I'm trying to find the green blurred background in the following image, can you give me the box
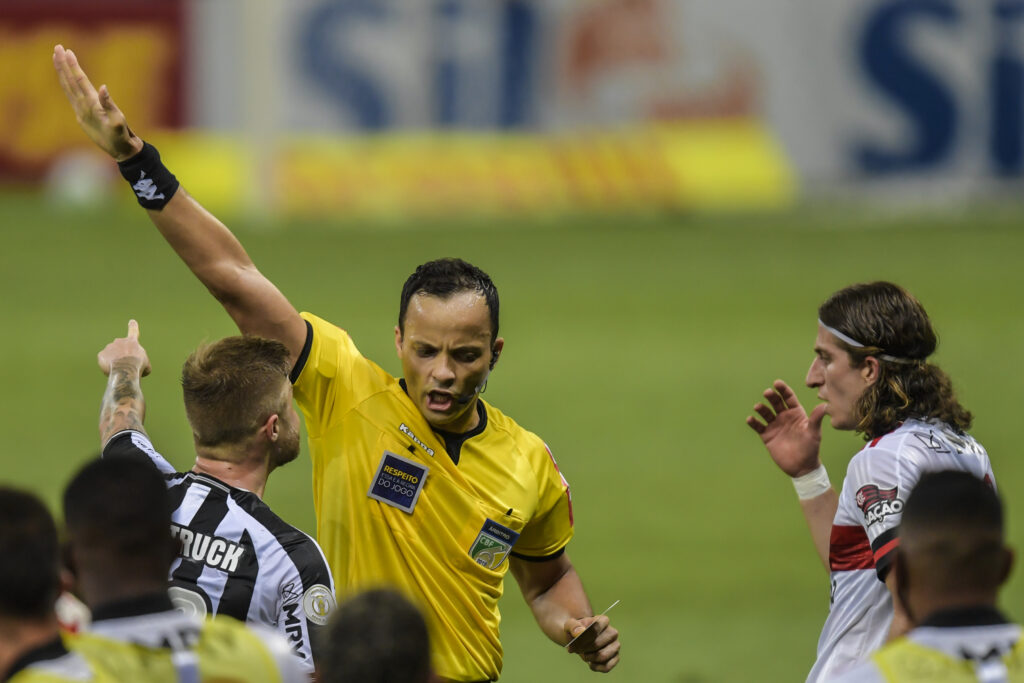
[2,192,1021,681]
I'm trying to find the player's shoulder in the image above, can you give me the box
[10,644,108,683]
[200,618,307,682]
[226,492,333,579]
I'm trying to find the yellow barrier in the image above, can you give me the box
[147,120,795,219]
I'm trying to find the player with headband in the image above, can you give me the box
[745,281,996,682]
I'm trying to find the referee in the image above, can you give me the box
[96,320,335,676]
[56,45,620,682]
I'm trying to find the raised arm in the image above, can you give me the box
[53,45,307,365]
[746,380,837,570]
[97,320,151,445]
[509,553,620,673]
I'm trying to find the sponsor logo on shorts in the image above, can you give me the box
[855,484,903,527]
[469,519,520,570]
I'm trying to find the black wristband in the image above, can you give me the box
[117,142,180,210]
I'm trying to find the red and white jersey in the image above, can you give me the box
[807,418,994,683]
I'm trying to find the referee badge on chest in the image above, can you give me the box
[470,519,520,570]
[368,451,429,514]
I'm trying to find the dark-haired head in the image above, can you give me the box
[319,588,431,683]
[399,258,499,343]
[896,470,1011,622]
[817,282,971,439]
[63,457,175,606]
[0,487,60,621]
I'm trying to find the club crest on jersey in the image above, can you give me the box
[368,451,429,514]
[855,484,903,526]
[469,519,520,570]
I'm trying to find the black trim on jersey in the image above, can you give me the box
[510,546,566,562]
[103,430,157,466]
[92,592,175,622]
[920,606,1010,628]
[289,320,314,384]
[2,636,67,682]
[171,482,232,586]
[397,379,488,465]
[217,528,259,621]
[222,485,333,662]
[871,526,899,582]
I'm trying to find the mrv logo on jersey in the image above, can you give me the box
[170,524,246,572]
[855,484,903,527]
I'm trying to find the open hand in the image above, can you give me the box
[746,379,826,477]
[53,44,143,162]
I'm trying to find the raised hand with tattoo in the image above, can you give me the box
[97,319,150,443]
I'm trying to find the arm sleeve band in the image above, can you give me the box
[117,142,180,210]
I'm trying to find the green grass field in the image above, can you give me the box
[1,192,1022,682]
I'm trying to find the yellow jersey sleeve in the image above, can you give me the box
[512,440,574,559]
[292,312,369,436]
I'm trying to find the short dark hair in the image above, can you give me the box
[319,589,431,683]
[181,336,292,448]
[819,281,972,439]
[0,487,60,619]
[398,258,499,341]
[899,470,1005,594]
[63,457,173,580]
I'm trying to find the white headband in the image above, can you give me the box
[817,319,917,364]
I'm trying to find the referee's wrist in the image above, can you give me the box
[792,464,830,500]
[117,140,180,210]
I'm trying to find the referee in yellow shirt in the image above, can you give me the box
[55,45,621,682]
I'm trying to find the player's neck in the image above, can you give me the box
[912,591,1001,626]
[192,447,269,498]
[0,615,61,678]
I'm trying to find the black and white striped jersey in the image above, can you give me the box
[102,429,336,675]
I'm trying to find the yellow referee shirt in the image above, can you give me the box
[871,637,1024,682]
[293,312,574,682]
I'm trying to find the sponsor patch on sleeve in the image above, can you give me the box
[301,584,336,626]
[855,484,903,527]
[469,519,520,570]
[368,451,429,514]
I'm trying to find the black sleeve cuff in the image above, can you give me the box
[510,546,566,563]
[290,320,314,384]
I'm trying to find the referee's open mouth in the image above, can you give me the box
[427,390,455,412]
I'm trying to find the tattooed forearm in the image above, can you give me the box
[99,357,148,444]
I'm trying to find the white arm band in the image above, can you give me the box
[792,464,831,500]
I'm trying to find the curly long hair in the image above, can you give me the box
[818,282,972,440]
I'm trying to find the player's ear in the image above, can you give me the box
[263,413,279,442]
[861,356,881,385]
[489,338,504,370]
[998,547,1014,587]
[395,325,404,357]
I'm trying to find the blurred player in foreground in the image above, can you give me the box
[835,470,1020,682]
[320,589,437,683]
[96,319,335,675]
[63,457,306,682]
[746,282,995,682]
[0,487,111,682]
[55,44,619,682]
